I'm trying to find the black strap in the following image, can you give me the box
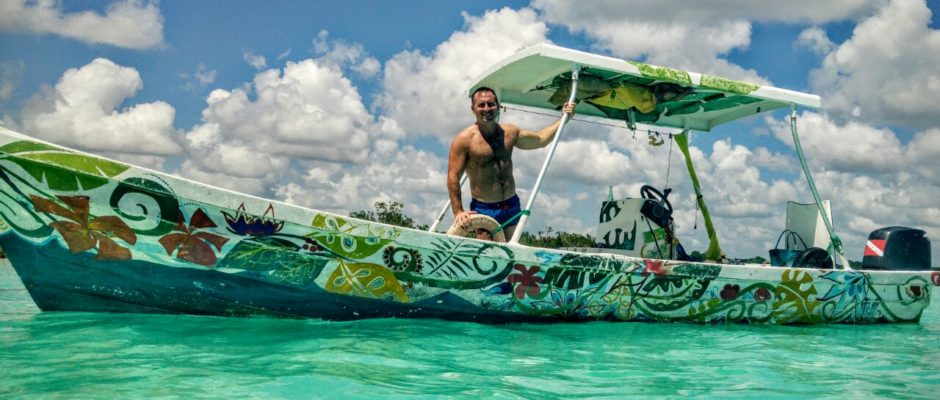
[773,229,808,250]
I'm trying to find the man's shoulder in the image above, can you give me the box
[457,123,478,135]
[499,123,521,141]
[457,124,478,137]
[500,123,521,134]
[451,125,477,147]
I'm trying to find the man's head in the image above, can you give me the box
[471,86,500,123]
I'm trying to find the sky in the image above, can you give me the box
[1,0,938,265]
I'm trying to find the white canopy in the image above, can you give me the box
[469,44,821,132]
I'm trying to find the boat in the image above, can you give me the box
[0,44,934,324]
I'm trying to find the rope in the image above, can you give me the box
[493,209,531,234]
[645,216,665,259]
[502,105,678,137]
[665,133,674,188]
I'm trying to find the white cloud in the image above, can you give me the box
[311,30,381,78]
[0,0,164,49]
[194,64,216,86]
[268,9,560,228]
[191,60,375,163]
[550,139,632,184]
[809,169,940,262]
[701,139,799,220]
[532,0,874,83]
[533,0,872,25]
[243,51,267,70]
[677,111,940,264]
[179,158,279,196]
[527,190,586,233]
[102,152,166,170]
[181,44,386,198]
[905,128,940,185]
[275,145,447,218]
[21,58,181,156]
[766,111,905,174]
[180,63,217,91]
[355,58,382,78]
[810,0,940,129]
[377,7,551,143]
[0,60,25,101]
[751,147,795,172]
[796,26,835,55]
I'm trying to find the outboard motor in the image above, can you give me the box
[861,226,931,271]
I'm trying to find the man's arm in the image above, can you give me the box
[516,102,576,150]
[447,134,469,218]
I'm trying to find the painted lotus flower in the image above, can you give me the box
[507,264,543,299]
[30,194,137,260]
[818,271,870,303]
[159,208,229,267]
[222,203,283,236]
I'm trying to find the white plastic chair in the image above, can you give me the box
[785,200,832,250]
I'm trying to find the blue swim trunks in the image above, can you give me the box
[470,195,522,227]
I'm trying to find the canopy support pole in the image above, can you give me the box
[789,105,852,270]
[428,174,468,232]
[509,66,580,244]
[675,131,723,261]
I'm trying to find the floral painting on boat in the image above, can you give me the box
[0,130,934,324]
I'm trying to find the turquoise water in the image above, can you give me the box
[2,261,938,399]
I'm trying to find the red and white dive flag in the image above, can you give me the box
[864,239,886,257]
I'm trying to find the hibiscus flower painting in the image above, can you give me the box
[159,208,229,267]
[30,194,137,260]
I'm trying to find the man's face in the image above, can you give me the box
[472,91,499,123]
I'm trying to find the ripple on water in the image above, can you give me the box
[1,261,939,398]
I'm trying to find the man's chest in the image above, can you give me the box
[468,133,514,165]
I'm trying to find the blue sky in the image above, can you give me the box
[1,0,938,264]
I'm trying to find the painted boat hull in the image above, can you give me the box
[0,127,935,324]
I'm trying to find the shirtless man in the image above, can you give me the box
[447,86,575,240]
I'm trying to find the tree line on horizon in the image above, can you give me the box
[348,201,873,266]
[350,201,727,256]
[349,201,597,249]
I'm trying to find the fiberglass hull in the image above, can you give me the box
[0,127,934,324]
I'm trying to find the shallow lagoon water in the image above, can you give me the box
[2,260,938,398]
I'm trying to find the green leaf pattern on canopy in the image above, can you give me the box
[700,75,759,94]
[627,61,693,85]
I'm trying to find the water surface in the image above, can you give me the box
[2,260,937,398]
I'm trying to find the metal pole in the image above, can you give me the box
[509,66,580,244]
[789,105,851,270]
[429,174,468,232]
